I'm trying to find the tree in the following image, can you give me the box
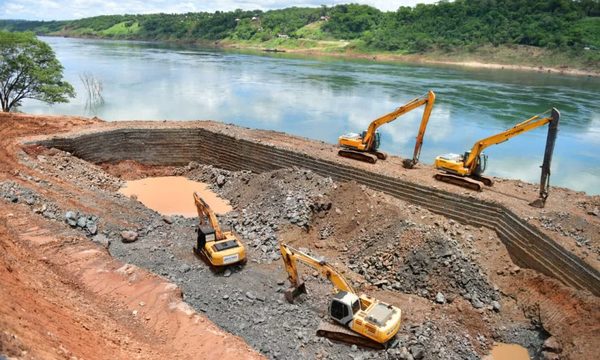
[0,31,74,112]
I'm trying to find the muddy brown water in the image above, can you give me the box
[118,176,231,217]
[484,343,530,360]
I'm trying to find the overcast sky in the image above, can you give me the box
[0,0,438,21]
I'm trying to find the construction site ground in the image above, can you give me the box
[0,113,598,360]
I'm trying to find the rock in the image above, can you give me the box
[65,211,77,227]
[76,216,87,228]
[277,279,285,286]
[492,300,501,312]
[542,351,560,360]
[92,234,111,249]
[245,291,256,300]
[410,344,425,360]
[399,346,413,360]
[179,264,191,273]
[86,220,98,235]
[222,294,229,300]
[162,216,173,224]
[587,208,599,217]
[543,336,562,353]
[351,344,358,351]
[471,297,484,309]
[435,292,445,304]
[216,175,226,187]
[120,230,139,243]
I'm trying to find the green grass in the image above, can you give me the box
[100,21,140,37]
[294,21,331,40]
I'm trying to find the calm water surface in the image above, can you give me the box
[23,37,600,194]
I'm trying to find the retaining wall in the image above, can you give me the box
[35,127,600,296]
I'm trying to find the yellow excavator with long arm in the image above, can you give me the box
[280,243,401,349]
[338,90,436,167]
[434,108,559,208]
[193,192,246,266]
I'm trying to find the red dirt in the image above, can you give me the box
[0,113,262,360]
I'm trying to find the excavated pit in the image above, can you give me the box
[33,126,600,297]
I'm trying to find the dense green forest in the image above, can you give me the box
[1,0,598,68]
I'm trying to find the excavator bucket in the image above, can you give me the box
[529,197,546,208]
[402,158,416,169]
[284,282,307,303]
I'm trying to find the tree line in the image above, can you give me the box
[0,0,598,54]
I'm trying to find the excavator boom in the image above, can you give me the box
[194,192,224,240]
[434,108,560,207]
[338,90,436,165]
[463,109,559,173]
[280,243,354,302]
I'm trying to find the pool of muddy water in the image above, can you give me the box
[485,343,530,360]
[119,176,231,217]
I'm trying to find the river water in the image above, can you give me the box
[23,37,600,194]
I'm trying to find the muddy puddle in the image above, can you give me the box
[484,343,530,360]
[119,176,232,217]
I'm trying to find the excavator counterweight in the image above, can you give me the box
[433,108,560,207]
[338,90,436,166]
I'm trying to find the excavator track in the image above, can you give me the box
[374,151,388,160]
[434,173,482,191]
[470,175,494,187]
[316,321,386,350]
[338,149,378,164]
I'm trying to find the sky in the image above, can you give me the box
[0,0,438,21]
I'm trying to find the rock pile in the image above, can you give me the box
[64,210,99,235]
[353,233,500,309]
[0,181,61,221]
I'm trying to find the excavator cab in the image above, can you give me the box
[195,225,216,254]
[330,291,361,326]
[463,151,487,176]
[361,130,381,151]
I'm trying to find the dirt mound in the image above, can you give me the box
[356,234,500,307]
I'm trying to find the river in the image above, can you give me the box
[22,37,600,194]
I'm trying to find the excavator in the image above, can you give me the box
[338,90,436,167]
[433,108,560,208]
[193,192,246,266]
[279,243,402,349]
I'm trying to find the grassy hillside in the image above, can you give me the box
[1,1,598,72]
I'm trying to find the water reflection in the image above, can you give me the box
[22,37,600,194]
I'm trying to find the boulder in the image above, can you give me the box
[120,230,139,243]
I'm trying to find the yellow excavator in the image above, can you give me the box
[434,108,560,208]
[193,192,246,266]
[338,90,436,167]
[280,243,401,349]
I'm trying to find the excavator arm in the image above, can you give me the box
[193,192,224,240]
[363,90,436,153]
[464,108,560,173]
[280,243,355,302]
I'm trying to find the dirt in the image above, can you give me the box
[0,114,262,360]
[1,112,599,360]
